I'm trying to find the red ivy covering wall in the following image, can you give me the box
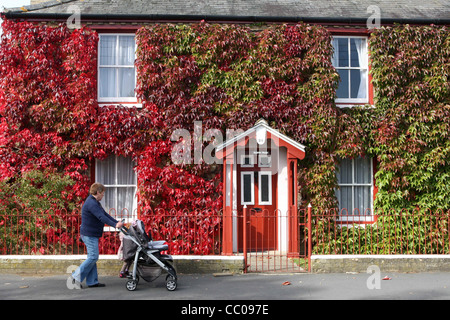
[6,20,447,255]
[0,20,346,254]
[135,22,343,213]
[0,19,98,202]
[0,19,346,211]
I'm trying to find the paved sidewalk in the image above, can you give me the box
[2,272,450,300]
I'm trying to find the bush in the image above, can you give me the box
[0,169,83,254]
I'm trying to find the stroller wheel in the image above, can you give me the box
[126,280,138,291]
[165,275,177,291]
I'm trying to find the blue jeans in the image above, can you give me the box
[72,235,99,286]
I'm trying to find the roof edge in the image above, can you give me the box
[2,12,449,25]
[216,120,306,156]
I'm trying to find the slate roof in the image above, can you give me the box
[2,0,450,23]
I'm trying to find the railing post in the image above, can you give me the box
[243,205,248,273]
[222,207,234,255]
[307,203,312,272]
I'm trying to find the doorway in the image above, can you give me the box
[237,150,277,251]
[216,118,306,257]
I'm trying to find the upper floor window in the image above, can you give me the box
[332,36,368,105]
[98,34,136,102]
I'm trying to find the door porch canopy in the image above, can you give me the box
[215,119,306,254]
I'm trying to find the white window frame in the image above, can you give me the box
[332,36,369,106]
[240,172,255,205]
[98,33,137,104]
[336,157,373,222]
[258,171,272,205]
[95,155,138,224]
[240,154,255,168]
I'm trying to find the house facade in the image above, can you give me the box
[1,0,449,255]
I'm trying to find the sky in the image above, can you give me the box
[0,0,31,11]
[0,0,30,8]
[1,0,31,37]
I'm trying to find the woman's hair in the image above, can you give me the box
[90,182,106,195]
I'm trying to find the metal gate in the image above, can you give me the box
[241,206,311,273]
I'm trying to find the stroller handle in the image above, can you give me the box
[119,219,130,235]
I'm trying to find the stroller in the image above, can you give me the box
[119,220,177,291]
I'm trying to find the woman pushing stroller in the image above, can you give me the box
[70,183,124,289]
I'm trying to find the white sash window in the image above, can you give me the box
[336,157,373,218]
[96,155,137,220]
[98,34,136,102]
[332,36,368,105]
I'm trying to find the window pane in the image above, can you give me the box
[355,186,371,215]
[99,68,117,98]
[118,68,136,97]
[331,38,338,67]
[336,69,349,99]
[336,38,349,67]
[338,158,352,184]
[118,36,135,66]
[117,156,136,184]
[351,38,367,68]
[243,174,252,203]
[100,36,116,65]
[338,186,352,214]
[358,69,368,99]
[97,156,116,185]
[102,188,116,213]
[355,157,371,184]
[117,186,136,216]
[350,38,361,68]
[350,69,362,99]
[260,174,270,203]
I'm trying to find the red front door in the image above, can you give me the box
[237,152,277,251]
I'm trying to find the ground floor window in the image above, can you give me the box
[336,157,373,217]
[95,155,137,220]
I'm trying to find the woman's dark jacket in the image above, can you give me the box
[80,195,118,238]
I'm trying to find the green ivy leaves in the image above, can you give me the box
[369,25,450,212]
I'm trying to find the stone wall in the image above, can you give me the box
[0,255,245,275]
[312,255,450,273]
